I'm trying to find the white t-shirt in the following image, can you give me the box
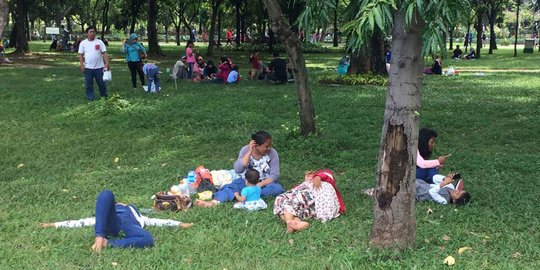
[78,39,107,69]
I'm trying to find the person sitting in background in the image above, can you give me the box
[41,190,193,253]
[227,65,240,84]
[452,45,463,59]
[203,60,218,79]
[416,173,471,206]
[214,56,233,83]
[337,56,350,79]
[172,56,189,80]
[249,51,262,80]
[267,51,288,84]
[464,48,476,59]
[192,55,206,82]
[423,55,442,75]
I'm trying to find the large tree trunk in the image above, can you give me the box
[234,1,241,45]
[101,0,110,39]
[370,28,386,74]
[0,0,9,41]
[488,16,496,54]
[370,9,424,249]
[263,0,316,136]
[147,0,163,56]
[15,0,28,53]
[448,27,454,50]
[475,9,483,59]
[206,0,221,56]
[514,0,520,57]
[332,0,339,47]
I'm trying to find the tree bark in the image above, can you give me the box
[514,0,520,57]
[370,8,424,249]
[475,9,483,59]
[101,0,110,39]
[234,0,241,45]
[349,47,370,74]
[263,0,316,136]
[448,27,453,50]
[206,0,221,56]
[15,0,28,53]
[332,0,339,47]
[147,0,163,56]
[0,0,9,41]
[370,28,386,74]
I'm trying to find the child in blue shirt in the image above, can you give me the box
[142,63,160,93]
[233,169,267,211]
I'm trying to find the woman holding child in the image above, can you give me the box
[196,130,284,207]
[274,170,345,233]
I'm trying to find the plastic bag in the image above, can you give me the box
[447,66,455,76]
[103,70,112,81]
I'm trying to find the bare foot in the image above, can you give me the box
[91,236,108,254]
[40,223,55,228]
[179,223,194,229]
[285,220,295,233]
[291,220,310,232]
[195,199,216,208]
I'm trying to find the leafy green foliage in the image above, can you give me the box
[318,73,388,86]
[219,42,332,53]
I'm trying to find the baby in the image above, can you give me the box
[233,169,267,211]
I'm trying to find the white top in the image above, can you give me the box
[53,206,182,228]
[78,39,107,69]
[428,174,455,204]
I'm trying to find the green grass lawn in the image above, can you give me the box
[1,41,539,269]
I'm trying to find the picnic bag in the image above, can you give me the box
[153,192,191,211]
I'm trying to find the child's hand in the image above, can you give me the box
[179,223,194,229]
[311,176,322,190]
[40,223,55,228]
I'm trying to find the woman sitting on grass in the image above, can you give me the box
[417,128,450,184]
[41,190,194,253]
[274,170,345,233]
[196,130,284,207]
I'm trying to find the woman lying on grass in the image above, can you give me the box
[196,131,284,207]
[41,190,194,253]
[416,173,471,205]
[273,170,346,233]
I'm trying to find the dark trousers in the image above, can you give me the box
[84,68,107,101]
[127,61,145,88]
[94,190,154,248]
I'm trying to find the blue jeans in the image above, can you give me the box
[84,68,107,100]
[187,62,194,79]
[416,166,438,184]
[146,66,160,93]
[213,178,285,203]
[94,190,154,248]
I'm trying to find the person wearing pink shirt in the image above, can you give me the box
[186,40,196,79]
[416,128,450,184]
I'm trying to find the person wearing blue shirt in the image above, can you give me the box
[233,169,267,211]
[121,33,147,89]
[227,65,239,84]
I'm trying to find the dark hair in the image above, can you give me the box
[272,51,280,57]
[251,130,272,145]
[232,65,239,71]
[245,169,260,185]
[207,60,214,66]
[453,192,471,206]
[85,26,97,33]
[220,56,228,63]
[418,128,437,159]
[187,40,194,47]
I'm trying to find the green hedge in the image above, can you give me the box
[219,42,332,53]
[318,73,388,86]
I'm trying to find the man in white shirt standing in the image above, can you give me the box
[78,26,110,101]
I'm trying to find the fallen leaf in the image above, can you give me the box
[161,163,167,167]
[458,246,472,254]
[512,252,521,259]
[17,163,24,168]
[414,110,420,116]
[438,246,446,251]
[288,239,294,245]
[443,255,456,266]
[442,235,451,241]
[72,196,77,199]
[111,262,118,266]
[114,157,120,163]
[424,239,430,243]
[426,208,433,214]
[62,189,69,192]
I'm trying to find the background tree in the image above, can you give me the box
[514,0,521,57]
[0,0,9,41]
[263,0,316,136]
[15,0,29,53]
[485,0,507,54]
[206,0,222,56]
[147,0,163,55]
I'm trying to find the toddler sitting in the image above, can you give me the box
[233,169,267,211]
